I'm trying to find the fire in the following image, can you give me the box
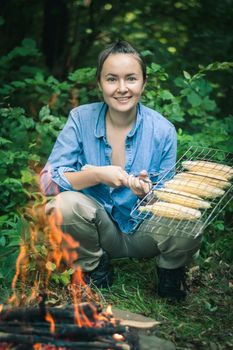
[71,267,93,327]
[45,311,55,333]
[2,194,122,350]
[8,243,28,306]
[27,280,39,303]
[113,333,125,341]
[106,304,113,315]
[0,166,134,349]
[33,345,65,350]
[33,344,41,350]
[6,200,102,320]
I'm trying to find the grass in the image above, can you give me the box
[1,228,233,350]
[99,253,233,350]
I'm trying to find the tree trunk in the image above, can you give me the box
[42,0,69,78]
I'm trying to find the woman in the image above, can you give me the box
[40,40,201,301]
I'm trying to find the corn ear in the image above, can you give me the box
[139,202,201,221]
[174,172,231,189]
[182,160,233,180]
[154,188,211,209]
[164,179,225,198]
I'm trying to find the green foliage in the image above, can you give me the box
[0,42,98,218]
[0,214,21,286]
[0,107,39,214]
[143,63,185,123]
[0,39,232,290]
[0,4,232,345]
[143,61,233,155]
[0,39,97,114]
[0,205,76,292]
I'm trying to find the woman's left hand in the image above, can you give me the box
[128,170,152,199]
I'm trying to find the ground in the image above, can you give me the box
[99,256,233,349]
[0,245,232,349]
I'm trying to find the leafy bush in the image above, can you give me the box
[0,40,232,287]
[143,61,233,153]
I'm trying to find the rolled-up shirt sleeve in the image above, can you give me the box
[40,110,82,196]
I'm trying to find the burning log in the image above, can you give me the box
[0,322,126,337]
[0,332,131,349]
[0,303,101,323]
[0,303,138,350]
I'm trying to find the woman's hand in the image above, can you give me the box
[128,170,152,198]
[94,165,129,188]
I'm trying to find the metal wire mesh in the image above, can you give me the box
[131,146,233,238]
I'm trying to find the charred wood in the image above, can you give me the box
[0,322,126,338]
[0,331,129,349]
[0,303,101,322]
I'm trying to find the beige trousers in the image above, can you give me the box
[45,191,202,272]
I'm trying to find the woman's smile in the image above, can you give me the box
[99,53,145,116]
[114,96,132,103]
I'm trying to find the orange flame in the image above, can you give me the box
[45,311,56,333]
[27,280,39,304]
[113,333,125,341]
[72,267,92,327]
[7,190,101,328]
[8,243,29,306]
[106,304,113,315]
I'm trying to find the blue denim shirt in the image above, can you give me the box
[40,102,177,234]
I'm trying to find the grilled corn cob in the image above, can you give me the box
[154,188,211,209]
[164,179,225,198]
[174,172,231,189]
[182,160,233,180]
[139,202,201,221]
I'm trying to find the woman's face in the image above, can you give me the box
[99,53,145,115]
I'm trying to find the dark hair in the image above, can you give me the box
[96,40,147,83]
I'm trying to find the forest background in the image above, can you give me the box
[0,0,233,348]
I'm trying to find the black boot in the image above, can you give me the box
[83,251,114,288]
[157,266,187,301]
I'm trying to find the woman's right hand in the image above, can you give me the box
[94,165,129,188]
[65,165,129,191]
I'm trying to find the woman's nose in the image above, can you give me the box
[117,80,128,93]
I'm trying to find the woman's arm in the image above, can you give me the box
[40,110,83,195]
[64,165,129,190]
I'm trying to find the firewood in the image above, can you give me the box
[0,331,128,349]
[0,322,126,338]
[0,303,101,322]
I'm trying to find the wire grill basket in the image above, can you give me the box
[131,146,233,238]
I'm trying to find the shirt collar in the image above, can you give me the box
[94,102,143,139]
[94,102,108,138]
[128,102,143,137]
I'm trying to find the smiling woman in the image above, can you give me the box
[99,53,146,170]
[99,53,145,119]
[40,40,202,302]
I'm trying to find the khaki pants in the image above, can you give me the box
[45,191,202,272]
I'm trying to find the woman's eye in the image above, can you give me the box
[128,76,137,81]
[107,77,116,82]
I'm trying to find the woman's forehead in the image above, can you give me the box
[101,53,142,75]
